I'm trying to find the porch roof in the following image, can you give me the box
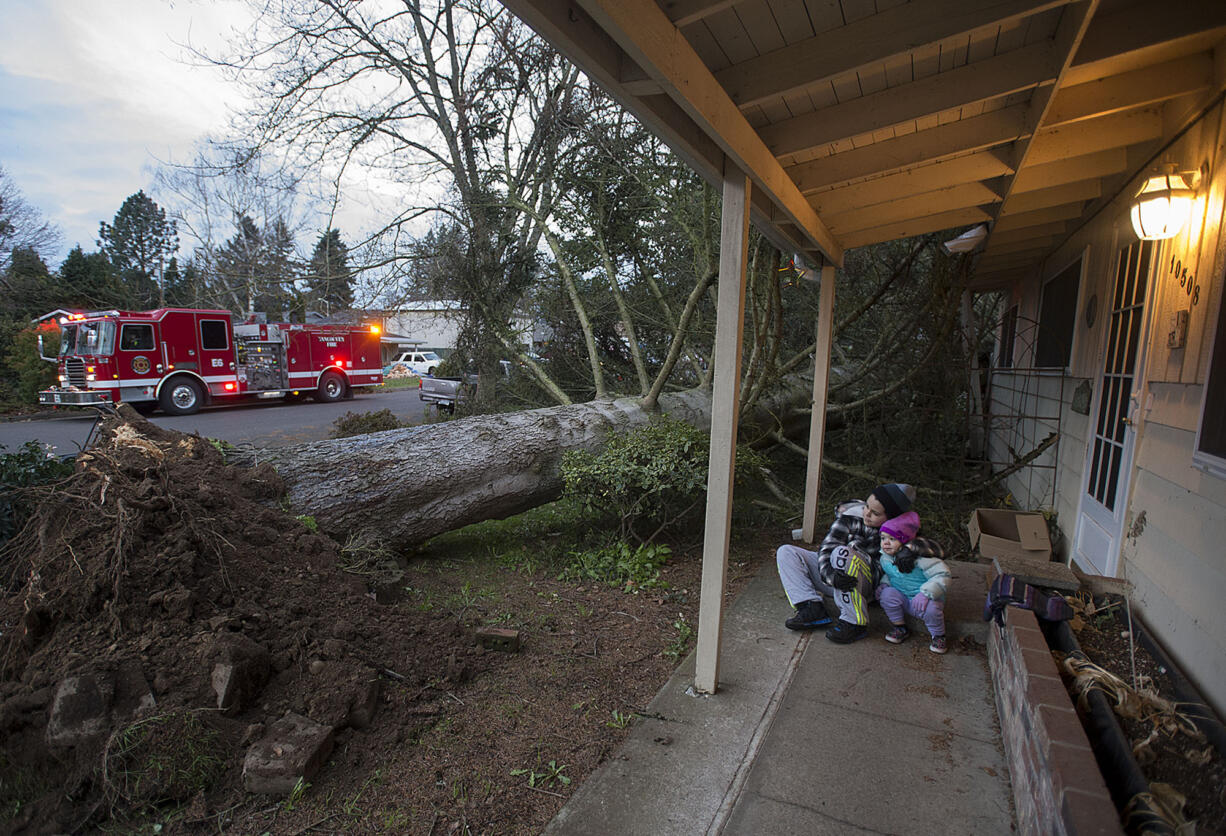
[500,0,1226,286]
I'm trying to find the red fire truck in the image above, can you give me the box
[39,308,384,416]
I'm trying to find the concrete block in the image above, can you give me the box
[242,713,335,795]
[346,677,381,730]
[45,674,112,747]
[210,633,271,714]
[476,627,520,652]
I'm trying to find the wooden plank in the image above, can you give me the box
[1072,0,1226,70]
[801,265,836,543]
[843,206,992,249]
[695,167,751,695]
[999,178,1101,215]
[788,105,1029,192]
[663,0,739,28]
[987,220,1068,245]
[968,266,1032,289]
[714,0,1073,108]
[1011,147,1128,193]
[985,236,1058,256]
[811,150,1015,214]
[825,180,1002,234]
[1026,108,1164,165]
[569,0,845,262]
[976,252,1048,273]
[1045,52,1213,127]
[991,202,1085,233]
[761,41,1057,158]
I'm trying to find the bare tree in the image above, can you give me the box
[0,165,61,277]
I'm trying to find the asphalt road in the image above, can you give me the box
[0,386,430,457]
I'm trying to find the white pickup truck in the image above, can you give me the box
[383,350,442,377]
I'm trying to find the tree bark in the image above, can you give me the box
[255,381,811,551]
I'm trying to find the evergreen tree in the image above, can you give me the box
[59,246,120,309]
[1,247,56,318]
[98,190,179,308]
[214,214,298,317]
[305,229,352,314]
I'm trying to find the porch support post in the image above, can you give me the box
[693,164,751,695]
[801,265,837,542]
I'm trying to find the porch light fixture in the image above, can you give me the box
[1130,164,1197,241]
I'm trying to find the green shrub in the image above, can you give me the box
[561,416,762,543]
[330,408,405,438]
[559,541,672,592]
[0,441,73,546]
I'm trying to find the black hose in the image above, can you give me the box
[1043,618,1174,835]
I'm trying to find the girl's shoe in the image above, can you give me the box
[885,624,910,644]
[929,635,948,654]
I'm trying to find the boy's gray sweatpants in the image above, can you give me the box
[776,543,865,625]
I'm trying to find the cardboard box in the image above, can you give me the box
[968,508,1052,563]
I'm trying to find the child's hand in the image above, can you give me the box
[911,593,929,614]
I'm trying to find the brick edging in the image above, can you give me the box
[987,606,1123,836]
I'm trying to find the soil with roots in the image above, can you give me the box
[1063,601,1226,832]
[0,406,767,834]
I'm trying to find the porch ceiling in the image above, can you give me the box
[499,0,1226,285]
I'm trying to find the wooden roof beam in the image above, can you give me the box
[812,150,1016,215]
[715,0,1075,109]
[969,267,1033,289]
[986,0,1099,230]
[788,105,1030,193]
[993,202,1086,233]
[1072,0,1226,72]
[1026,108,1164,165]
[843,206,994,250]
[1000,178,1101,215]
[762,42,1059,159]
[501,0,843,263]
[1011,147,1127,192]
[572,0,844,263]
[825,181,1004,236]
[1045,52,1213,127]
[988,221,1069,246]
[985,236,1060,256]
[660,0,736,28]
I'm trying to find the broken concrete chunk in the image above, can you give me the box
[210,634,271,714]
[475,627,520,652]
[46,674,113,748]
[345,677,381,730]
[242,713,335,795]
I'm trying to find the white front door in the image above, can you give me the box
[1073,238,1155,576]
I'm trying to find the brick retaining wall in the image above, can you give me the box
[987,606,1123,835]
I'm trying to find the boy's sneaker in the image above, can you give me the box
[885,624,910,644]
[825,619,868,644]
[929,635,948,655]
[785,600,832,630]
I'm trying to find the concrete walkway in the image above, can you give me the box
[544,559,1012,835]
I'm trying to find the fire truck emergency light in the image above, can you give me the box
[224,383,236,391]
[369,324,381,334]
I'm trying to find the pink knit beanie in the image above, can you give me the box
[880,510,920,545]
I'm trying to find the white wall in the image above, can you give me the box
[991,98,1226,716]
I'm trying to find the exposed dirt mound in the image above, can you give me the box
[0,406,489,834]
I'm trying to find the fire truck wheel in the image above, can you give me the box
[159,377,205,415]
[315,371,347,403]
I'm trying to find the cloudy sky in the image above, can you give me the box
[0,0,251,265]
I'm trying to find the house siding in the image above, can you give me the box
[991,98,1226,717]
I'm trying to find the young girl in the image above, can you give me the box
[876,511,952,654]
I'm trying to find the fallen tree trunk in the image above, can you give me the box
[251,379,811,550]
